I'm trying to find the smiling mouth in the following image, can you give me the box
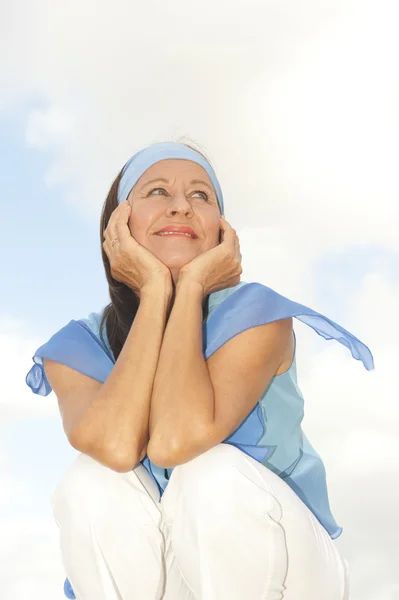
[155,232,196,239]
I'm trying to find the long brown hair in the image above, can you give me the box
[99,139,215,361]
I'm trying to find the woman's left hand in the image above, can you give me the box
[178,216,242,296]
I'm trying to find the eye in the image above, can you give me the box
[147,187,167,196]
[194,190,209,201]
[146,187,209,201]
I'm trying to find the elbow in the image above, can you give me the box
[102,448,144,472]
[147,433,202,468]
[102,443,149,473]
[147,437,180,469]
[147,423,213,468]
[68,431,146,474]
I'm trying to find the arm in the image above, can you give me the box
[148,276,213,461]
[147,274,293,468]
[68,278,172,471]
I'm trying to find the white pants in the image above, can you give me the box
[51,443,349,600]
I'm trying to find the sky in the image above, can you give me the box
[1,0,398,598]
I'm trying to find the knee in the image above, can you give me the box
[162,444,281,522]
[51,453,123,524]
[169,443,256,489]
[174,443,242,488]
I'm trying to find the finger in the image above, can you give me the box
[114,208,138,244]
[105,202,132,243]
[106,200,128,231]
[102,238,111,261]
[219,216,233,231]
[220,218,237,247]
[220,216,238,238]
[235,236,241,254]
[103,201,130,240]
[224,274,242,289]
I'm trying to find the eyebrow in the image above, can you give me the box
[140,177,213,192]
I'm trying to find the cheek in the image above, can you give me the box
[128,221,142,241]
[128,206,152,242]
[204,216,222,247]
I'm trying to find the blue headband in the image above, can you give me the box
[117,141,225,216]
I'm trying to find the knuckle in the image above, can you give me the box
[115,219,125,230]
[110,265,120,279]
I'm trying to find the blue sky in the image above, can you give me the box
[0,110,109,335]
[2,2,399,599]
[3,102,395,599]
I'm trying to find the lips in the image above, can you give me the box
[155,225,197,238]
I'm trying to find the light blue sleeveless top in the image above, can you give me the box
[26,280,373,600]
[75,281,362,538]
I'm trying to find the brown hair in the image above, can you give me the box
[98,139,215,361]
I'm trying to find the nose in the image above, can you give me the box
[166,191,194,217]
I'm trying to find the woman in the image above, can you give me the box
[26,141,373,600]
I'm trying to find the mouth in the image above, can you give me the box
[154,232,197,239]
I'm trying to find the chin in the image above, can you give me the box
[158,252,199,268]
[164,261,192,274]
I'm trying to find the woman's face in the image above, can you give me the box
[127,159,221,284]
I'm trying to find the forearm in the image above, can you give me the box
[75,280,172,471]
[148,275,215,462]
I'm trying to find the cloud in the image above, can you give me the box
[1,0,397,251]
[0,317,58,424]
[297,270,399,599]
[0,514,66,600]
[2,1,399,597]
[239,233,399,597]
[0,436,66,600]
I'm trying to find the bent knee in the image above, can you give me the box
[163,444,281,521]
[172,444,242,487]
[51,453,127,519]
[52,454,160,535]
[169,443,262,490]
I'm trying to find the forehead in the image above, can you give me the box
[137,159,212,186]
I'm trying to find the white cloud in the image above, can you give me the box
[26,106,75,152]
[2,1,399,597]
[0,515,66,600]
[1,0,397,251]
[0,438,66,600]
[297,270,399,600]
[0,318,58,424]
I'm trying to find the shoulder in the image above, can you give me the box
[78,308,114,358]
[78,310,105,337]
[208,281,294,374]
[207,280,249,315]
[208,281,287,313]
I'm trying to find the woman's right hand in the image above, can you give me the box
[102,200,172,296]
